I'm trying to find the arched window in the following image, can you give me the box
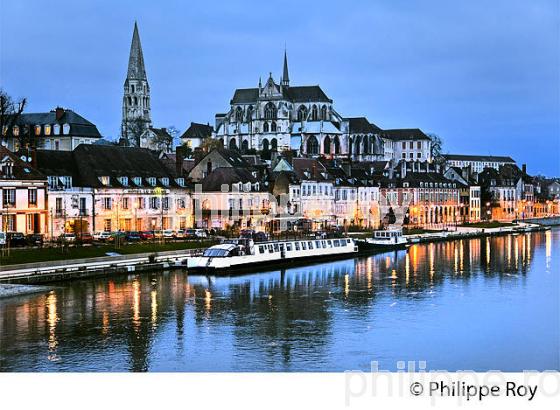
[333,136,341,154]
[354,136,361,155]
[134,97,138,106]
[229,138,237,150]
[263,122,269,133]
[363,136,369,154]
[323,136,331,154]
[271,121,277,132]
[348,138,353,155]
[127,96,132,106]
[218,138,224,147]
[235,106,244,122]
[264,102,277,119]
[321,105,328,120]
[311,105,318,121]
[247,106,253,121]
[241,139,249,152]
[297,105,308,122]
[271,138,278,151]
[262,138,269,151]
[306,136,319,155]
[131,84,135,93]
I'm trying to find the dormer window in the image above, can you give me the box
[34,125,42,136]
[160,177,169,186]
[44,125,51,135]
[133,176,142,185]
[147,177,156,186]
[176,177,185,187]
[1,160,14,177]
[12,126,19,136]
[100,176,110,186]
[54,124,60,135]
[244,182,251,192]
[63,124,70,134]
[119,176,129,186]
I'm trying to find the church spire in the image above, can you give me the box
[281,48,290,87]
[127,21,147,80]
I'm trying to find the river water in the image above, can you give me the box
[1,229,558,372]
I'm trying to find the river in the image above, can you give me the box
[1,228,558,372]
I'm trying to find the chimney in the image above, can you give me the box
[175,146,185,176]
[522,163,527,174]
[55,107,65,121]
[461,166,469,181]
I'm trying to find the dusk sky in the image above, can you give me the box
[1,0,558,175]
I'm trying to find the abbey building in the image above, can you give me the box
[214,51,431,163]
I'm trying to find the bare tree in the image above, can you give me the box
[427,133,445,164]
[121,117,147,147]
[0,89,27,149]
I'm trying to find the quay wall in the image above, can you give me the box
[524,217,560,226]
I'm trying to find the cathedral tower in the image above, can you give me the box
[281,49,290,88]
[121,22,152,146]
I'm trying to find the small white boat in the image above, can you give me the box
[358,228,409,251]
[186,237,358,273]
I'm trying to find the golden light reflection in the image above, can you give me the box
[545,229,552,270]
[507,235,512,268]
[151,290,158,326]
[453,244,459,274]
[344,274,349,297]
[46,292,59,361]
[527,233,532,264]
[205,289,212,311]
[514,236,519,269]
[486,237,491,267]
[429,243,435,279]
[405,253,410,284]
[459,240,464,273]
[411,245,418,273]
[132,279,141,328]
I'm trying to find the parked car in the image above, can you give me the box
[185,228,197,239]
[7,232,26,247]
[76,233,94,244]
[175,229,187,239]
[125,231,141,242]
[253,231,269,242]
[240,229,255,239]
[0,232,6,246]
[26,233,44,247]
[93,231,112,241]
[60,233,76,243]
[153,230,163,238]
[108,231,126,242]
[162,229,176,239]
[194,229,208,238]
[139,231,155,240]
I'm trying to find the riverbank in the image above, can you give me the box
[0,221,552,286]
[0,284,53,299]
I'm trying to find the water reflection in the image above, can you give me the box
[0,229,558,372]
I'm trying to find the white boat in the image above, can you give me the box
[186,237,358,273]
[357,228,409,251]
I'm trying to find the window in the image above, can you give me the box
[264,102,277,119]
[103,219,112,232]
[102,197,112,210]
[122,197,129,210]
[271,121,277,132]
[136,197,145,209]
[409,152,413,158]
[26,214,34,232]
[402,153,406,159]
[417,152,422,158]
[417,141,422,149]
[295,242,300,251]
[409,141,413,149]
[3,189,15,207]
[28,189,37,206]
[63,124,70,134]
[311,105,318,121]
[100,176,110,186]
[160,177,169,186]
[34,125,41,136]
[263,122,269,133]
[55,197,63,214]
[44,125,51,135]
[150,197,159,209]
[12,125,19,136]
[402,142,406,149]
[235,106,244,122]
[119,176,128,186]
[321,105,327,120]
[297,105,308,122]
[177,198,186,209]
[147,177,156,186]
[163,197,169,210]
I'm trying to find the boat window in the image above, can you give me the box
[203,248,229,257]
[259,245,265,254]
[322,240,327,248]
[308,241,314,249]
[273,244,279,252]
[315,240,321,248]
[295,242,300,251]
[334,239,340,247]
[286,243,292,251]
[268,245,274,253]
[301,242,307,250]
[327,240,332,248]
[279,244,285,252]
[347,239,351,244]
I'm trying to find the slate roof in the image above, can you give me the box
[0,146,45,180]
[15,109,102,138]
[231,85,332,104]
[381,172,459,189]
[213,148,250,168]
[444,154,515,163]
[201,167,258,191]
[181,122,213,139]
[292,158,331,181]
[36,145,180,188]
[380,128,430,141]
[346,117,382,134]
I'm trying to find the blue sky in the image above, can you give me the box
[1,0,559,175]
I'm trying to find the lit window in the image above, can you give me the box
[13,126,19,136]
[44,124,51,135]
[35,125,41,136]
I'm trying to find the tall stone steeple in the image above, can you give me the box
[281,49,290,88]
[121,21,152,146]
